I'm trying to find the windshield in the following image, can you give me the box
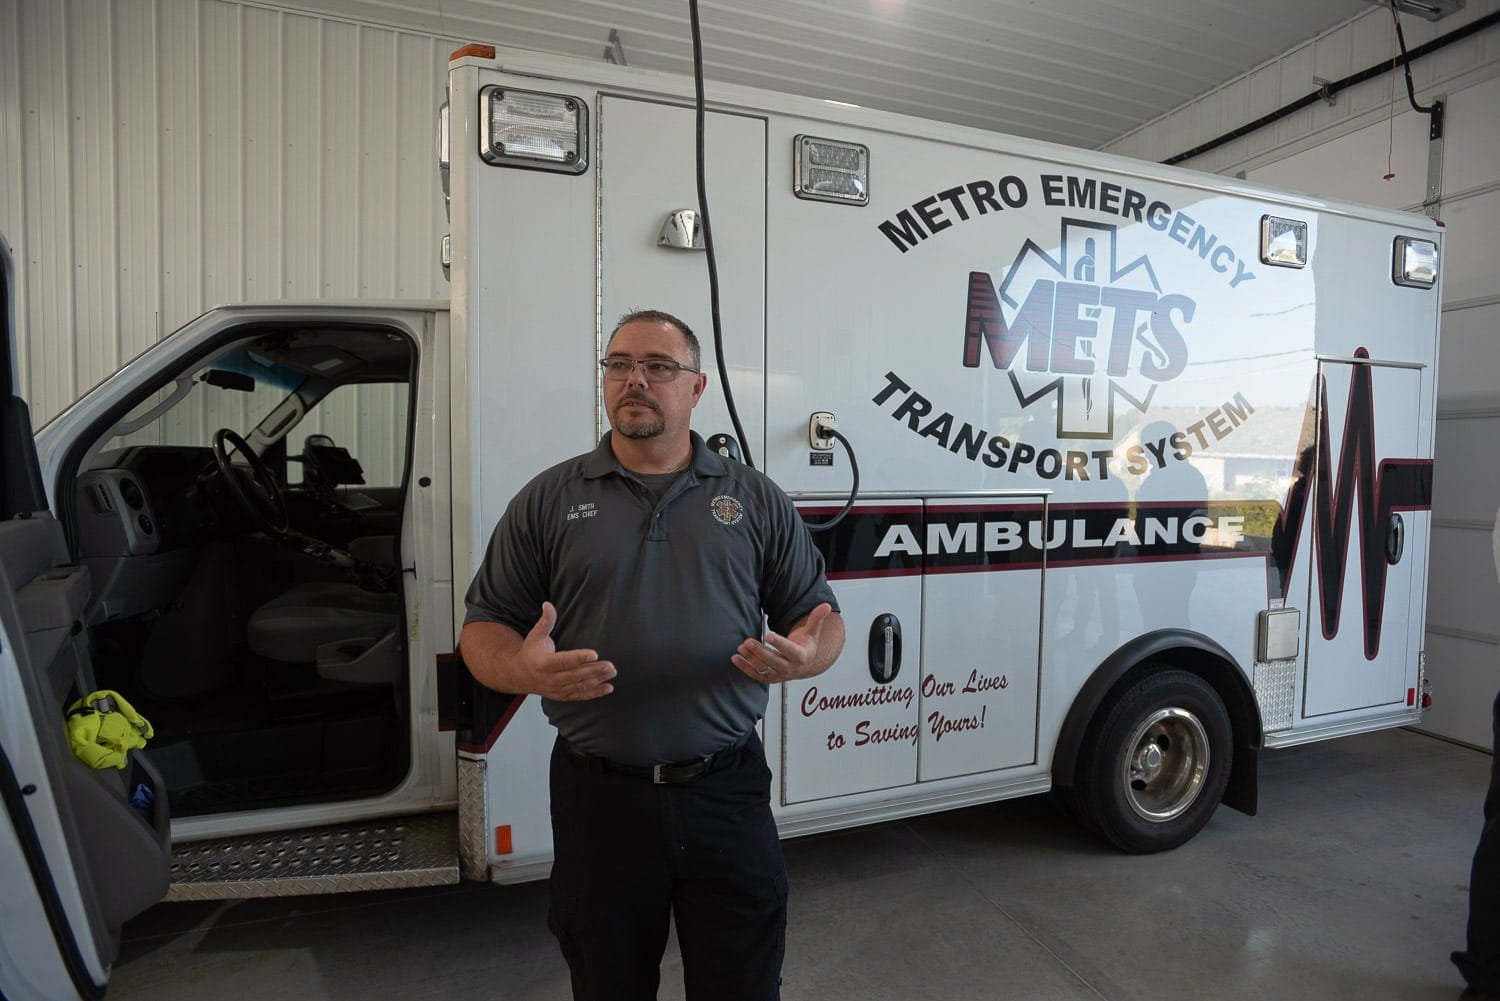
[104,348,307,451]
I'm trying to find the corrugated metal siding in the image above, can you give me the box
[0,0,453,426]
[1102,0,1500,174]
[254,0,1372,149]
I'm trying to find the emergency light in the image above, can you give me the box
[479,87,587,174]
[1392,236,1439,288]
[1259,215,1307,269]
[794,135,869,205]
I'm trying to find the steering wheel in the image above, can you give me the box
[212,428,289,534]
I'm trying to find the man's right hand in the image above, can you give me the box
[460,602,615,701]
[518,602,616,701]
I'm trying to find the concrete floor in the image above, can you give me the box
[109,727,1487,1001]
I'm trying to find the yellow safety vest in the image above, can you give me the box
[65,690,154,770]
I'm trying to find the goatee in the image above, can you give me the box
[616,418,665,439]
[613,397,665,439]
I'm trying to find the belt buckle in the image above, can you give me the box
[652,764,667,785]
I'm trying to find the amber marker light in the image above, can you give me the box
[451,43,497,61]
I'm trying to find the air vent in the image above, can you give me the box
[91,482,116,513]
[119,478,145,510]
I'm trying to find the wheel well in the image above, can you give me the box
[1051,631,1263,817]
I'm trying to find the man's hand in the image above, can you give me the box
[731,603,844,685]
[461,602,616,701]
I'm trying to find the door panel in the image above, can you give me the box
[1,513,171,999]
[782,501,922,804]
[2,238,169,1000]
[918,497,1043,781]
[1303,361,1423,717]
[598,97,766,460]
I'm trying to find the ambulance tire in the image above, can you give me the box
[1078,669,1231,854]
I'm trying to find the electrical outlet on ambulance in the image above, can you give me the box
[809,412,837,450]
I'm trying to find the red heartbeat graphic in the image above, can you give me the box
[1270,349,1432,659]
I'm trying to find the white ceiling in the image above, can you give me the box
[274,0,1378,148]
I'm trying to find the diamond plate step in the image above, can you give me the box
[166,811,459,901]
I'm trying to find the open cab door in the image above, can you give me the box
[0,235,171,1000]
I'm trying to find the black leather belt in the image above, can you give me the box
[560,731,753,785]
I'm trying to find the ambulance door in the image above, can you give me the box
[1302,359,1426,718]
[782,501,922,803]
[0,238,169,1000]
[598,97,765,460]
[918,497,1044,780]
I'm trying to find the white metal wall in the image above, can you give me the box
[0,0,454,429]
[1105,3,1500,749]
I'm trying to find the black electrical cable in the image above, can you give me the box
[688,0,754,470]
[1387,0,1437,115]
[804,429,859,533]
[1163,9,1497,165]
[684,1,859,525]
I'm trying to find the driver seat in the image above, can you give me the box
[246,560,400,684]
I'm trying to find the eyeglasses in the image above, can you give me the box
[599,355,701,383]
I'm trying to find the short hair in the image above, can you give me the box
[610,309,701,371]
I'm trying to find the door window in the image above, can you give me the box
[284,383,409,488]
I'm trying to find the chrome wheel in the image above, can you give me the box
[1121,707,1209,823]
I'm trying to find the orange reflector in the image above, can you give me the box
[452,43,497,62]
[495,824,513,855]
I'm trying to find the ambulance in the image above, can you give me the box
[0,37,1441,998]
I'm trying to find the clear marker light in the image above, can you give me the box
[1392,236,1438,288]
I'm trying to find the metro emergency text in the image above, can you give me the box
[878,172,1256,289]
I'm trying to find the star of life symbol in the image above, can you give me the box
[710,494,744,526]
[963,219,1195,440]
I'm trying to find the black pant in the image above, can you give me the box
[547,732,788,1001]
[1456,691,1500,994]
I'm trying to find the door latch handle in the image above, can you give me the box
[1386,512,1405,565]
[868,613,902,684]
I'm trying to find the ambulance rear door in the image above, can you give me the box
[1296,217,1437,726]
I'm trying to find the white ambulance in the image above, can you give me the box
[0,39,1441,998]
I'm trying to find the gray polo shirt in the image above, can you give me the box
[464,431,838,765]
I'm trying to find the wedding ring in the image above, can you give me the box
[757,666,774,676]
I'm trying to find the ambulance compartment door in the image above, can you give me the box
[918,496,1044,780]
[1302,359,1425,719]
[782,501,922,803]
[598,97,765,461]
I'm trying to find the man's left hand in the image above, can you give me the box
[732,603,843,685]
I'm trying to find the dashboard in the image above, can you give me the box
[76,446,228,623]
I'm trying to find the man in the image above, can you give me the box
[1452,507,1500,1000]
[460,309,846,1000]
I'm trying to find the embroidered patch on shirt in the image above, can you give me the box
[565,502,598,523]
[710,494,744,526]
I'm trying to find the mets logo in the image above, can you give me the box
[963,219,1197,440]
[710,494,744,526]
